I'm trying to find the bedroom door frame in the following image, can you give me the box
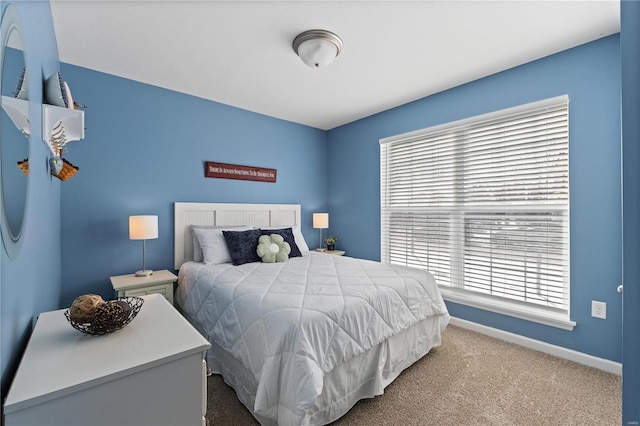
[621,2,640,424]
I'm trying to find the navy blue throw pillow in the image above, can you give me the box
[222,229,262,266]
[260,228,302,257]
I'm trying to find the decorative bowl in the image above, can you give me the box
[64,296,144,335]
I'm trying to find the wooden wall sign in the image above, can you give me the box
[205,161,277,183]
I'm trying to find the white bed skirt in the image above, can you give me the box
[203,313,449,426]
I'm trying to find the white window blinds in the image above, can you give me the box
[380,96,570,317]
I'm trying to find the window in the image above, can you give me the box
[380,96,572,329]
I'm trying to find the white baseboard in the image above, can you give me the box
[449,316,622,376]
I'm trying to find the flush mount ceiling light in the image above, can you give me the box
[292,29,343,68]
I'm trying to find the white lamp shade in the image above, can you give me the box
[313,213,329,229]
[129,215,158,240]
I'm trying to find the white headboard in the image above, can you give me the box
[174,202,301,269]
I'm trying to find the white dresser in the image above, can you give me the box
[3,294,211,426]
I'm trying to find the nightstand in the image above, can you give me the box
[3,294,210,426]
[110,269,177,305]
[315,249,346,256]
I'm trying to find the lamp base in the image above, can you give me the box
[135,269,153,277]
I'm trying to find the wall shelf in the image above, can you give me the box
[42,103,84,154]
[1,95,30,137]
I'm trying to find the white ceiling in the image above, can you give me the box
[50,1,620,130]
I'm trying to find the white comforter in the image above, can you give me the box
[176,252,449,425]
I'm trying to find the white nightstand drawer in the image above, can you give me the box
[123,282,173,302]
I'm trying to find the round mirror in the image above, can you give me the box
[0,4,28,259]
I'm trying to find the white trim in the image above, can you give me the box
[441,288,576,331]
[449,317,621,375]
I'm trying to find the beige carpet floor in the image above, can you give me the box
[206,324,622,425]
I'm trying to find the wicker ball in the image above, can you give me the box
[69,294,105,322]
[91,301,128,333]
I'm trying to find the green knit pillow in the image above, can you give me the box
[256,234,291,263]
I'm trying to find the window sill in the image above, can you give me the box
[439,287,576,331]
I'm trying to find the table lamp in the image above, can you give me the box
[129,215,158,277]
[313,212,329,251]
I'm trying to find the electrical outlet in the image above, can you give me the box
[592,300,607,319]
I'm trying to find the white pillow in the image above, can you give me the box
[191,225,247,262]
[292,225,310,253]
[192,226,252,265]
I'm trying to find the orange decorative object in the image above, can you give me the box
[15,157,79,181]
[52,158,78,181]
[17,158,28,175]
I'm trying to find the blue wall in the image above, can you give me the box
[58,65,328,307]
[1,0,63,396]
[326,35,622,362]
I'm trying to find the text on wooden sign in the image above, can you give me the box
[205,161,277,183]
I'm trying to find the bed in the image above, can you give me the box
[173,202,450,426]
